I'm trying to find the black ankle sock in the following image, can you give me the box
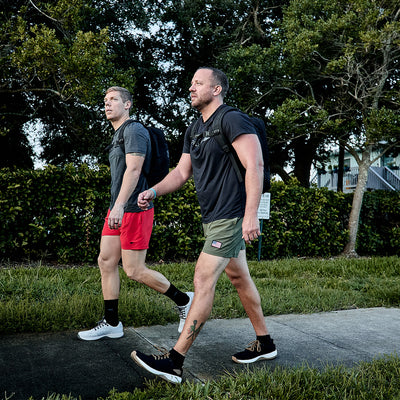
[164,284,189,306]
[169,348,185,368]
[257,334,273,345]
[104,299,119,326]
[257,335,276,352]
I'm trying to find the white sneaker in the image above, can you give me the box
[77,318,123,341]
[177,292,194,333]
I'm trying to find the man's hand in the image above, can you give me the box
[242,214,260,244]
[137,189,155,210]
[108,203,125,229]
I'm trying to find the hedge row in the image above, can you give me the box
[1,165,399,263]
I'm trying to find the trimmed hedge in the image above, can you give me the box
[1,165,399,263]
[0,164,109,263]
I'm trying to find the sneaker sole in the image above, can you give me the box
[232,349,278,364]
[130,351,182,384]
[77,332,124,341]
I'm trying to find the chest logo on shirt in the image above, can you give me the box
[211,240,222,249]
[191,134,210,149]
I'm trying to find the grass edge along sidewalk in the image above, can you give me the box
[1,256,399,334]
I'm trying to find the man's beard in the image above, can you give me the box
[193,97,212,111]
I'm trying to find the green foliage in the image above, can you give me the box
[2,167,400,263]
[0,164,109,263]
[357,190,400,256]
[151,179,203,261]
[5,2,112,104]
[0,165,204,263]
[0,0,137,167]
[246,180,351,260]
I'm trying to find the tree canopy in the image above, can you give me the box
[1,0,289,168]
[280,0,400,254]
[1,0,399,190]
[1,0,135,166]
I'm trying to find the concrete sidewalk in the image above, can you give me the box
[1,307,399,400]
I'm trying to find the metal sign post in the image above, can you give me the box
[257,193,271,261]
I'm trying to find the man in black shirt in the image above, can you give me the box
[132,69,277,383]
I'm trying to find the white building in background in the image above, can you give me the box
[310,149,400,192]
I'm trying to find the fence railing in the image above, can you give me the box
[311,166,400,192]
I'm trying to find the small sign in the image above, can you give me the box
[257,193,271,220]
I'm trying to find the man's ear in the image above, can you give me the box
[213,85,222,96]
[124,101,132,110]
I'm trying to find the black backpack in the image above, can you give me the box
[189,105,271,192]
[111,119,170,187]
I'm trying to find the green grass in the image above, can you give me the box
[107,356,400,400]
[1,257,399,399]
[1,256,399,334]
[17,356,400,400]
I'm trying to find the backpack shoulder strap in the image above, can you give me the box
[117,119,136,146]
[186,105,244,183]
[105,119,136,153]
[188,105,235,140]
[210,105,244,183]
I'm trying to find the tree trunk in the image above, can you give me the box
[342,153,371,257]
[293,139,318,188]
[273,164,291,183]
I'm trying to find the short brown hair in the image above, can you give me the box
[197,67,229,98]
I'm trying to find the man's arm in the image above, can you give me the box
[108,153,144,229]
[138,153,193,210]
[232,134,263,244]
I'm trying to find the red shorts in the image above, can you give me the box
[102,208,154,250]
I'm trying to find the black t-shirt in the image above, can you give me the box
[183,105,257,223]
[108,121,153,213]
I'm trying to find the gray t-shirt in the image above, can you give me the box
[108,121,152,213]
[183,106,257,223]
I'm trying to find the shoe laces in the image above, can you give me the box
[151,346,171,361]
[246,340,262,352]
[177,304,188,319]
[94,318,109,331]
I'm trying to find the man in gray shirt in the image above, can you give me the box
[78,87,193,340]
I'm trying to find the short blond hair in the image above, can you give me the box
[105,86,133,104]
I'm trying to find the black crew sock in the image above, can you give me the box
[104,299,119,326]
[169,348,185,369]
[164,284,189,306]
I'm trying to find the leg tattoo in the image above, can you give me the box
[187,319,204,342]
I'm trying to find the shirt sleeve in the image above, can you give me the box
[123,122,150,155]
[222,110,257,144]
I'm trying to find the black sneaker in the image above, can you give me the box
[232,339,277,364]
[131,349,183,384]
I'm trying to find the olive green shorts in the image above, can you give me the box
[202,217,245,258]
